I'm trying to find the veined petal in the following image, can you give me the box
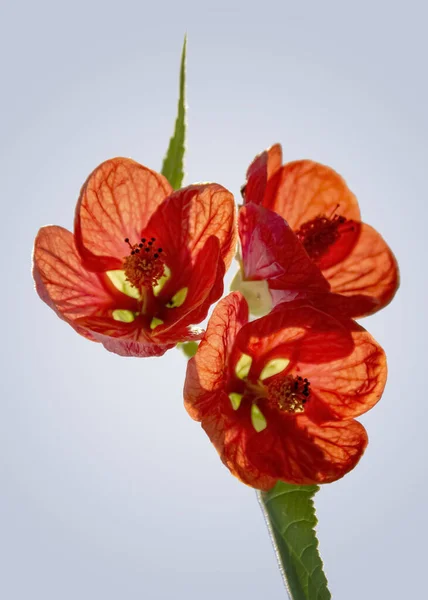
[239,204,330,292]
[153,237,225,342]
[315,220,361,270]
[244,143,283,205]
[76,319,175,357]
[163,236,224,335]
[263,160,361,229]
[144,183,237,271]
[235,303,355,377]
[33,225,119,338]
[184,293,249,421]
[74,158,172,271]
[201,400,368,489]
[322,222,399,315]
[306,325,387,420]
[270,289,380,320]
[203,410,278,491]
[243,413,368,488]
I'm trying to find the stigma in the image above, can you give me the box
[267,375,311,414]
[122,237,165,289]
[295,213,351,261]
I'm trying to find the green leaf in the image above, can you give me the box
[259,482,331,600]
[161,36,187,190]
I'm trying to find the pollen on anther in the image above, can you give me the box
[267,374,311,414]
[122,234,166,289]
[296,213,348,261]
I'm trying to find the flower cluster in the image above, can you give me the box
[33,144,398,489]
[183,143,397,489]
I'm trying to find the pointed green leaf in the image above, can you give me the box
[259,482,331,600]
[161,36,187,190]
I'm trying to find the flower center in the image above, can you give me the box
[267,375,311,414]
[295,212,348,261]
[122,237,165,290]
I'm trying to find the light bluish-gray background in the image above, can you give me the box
[1,1,426,598]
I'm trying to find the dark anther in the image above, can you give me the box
[139,243,143,248]
[148,241,153,246]
[141,238,146,242]
[151,237,155,241]
[154,253,159,258]
[131,250,135,255]
[124,237,129,243]
[135,249,140,253]
[158,248,163,253]
[145,248,150,253]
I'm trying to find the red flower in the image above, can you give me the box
[33,157,236,357]
[237,202,381,318]
[184,292,386,490]
[241,144,399,316]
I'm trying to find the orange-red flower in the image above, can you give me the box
[241,144,399,316]
[33,158,236,357]
[237,202,380,318]
[184,292,386,490]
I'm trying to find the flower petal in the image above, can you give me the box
[184,292,249,421]
[239,204,330,292]
[305,324,387,420]
[235,303,355,378]
[243,413,368,488]
[200,397,368,489]
[143,183,237,271]
[33,225,119,339]
[315,220,361,270]
[321,222,399,314]
[243,143,283,205]
[203,408,278,490]
[270,289,380,320]
[74,158,172,271]
[263,160,361,230]
[74,318,176,357]
[154,236,225,341]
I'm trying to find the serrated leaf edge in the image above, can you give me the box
[258,484,331,600]
[161,35,187,190]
